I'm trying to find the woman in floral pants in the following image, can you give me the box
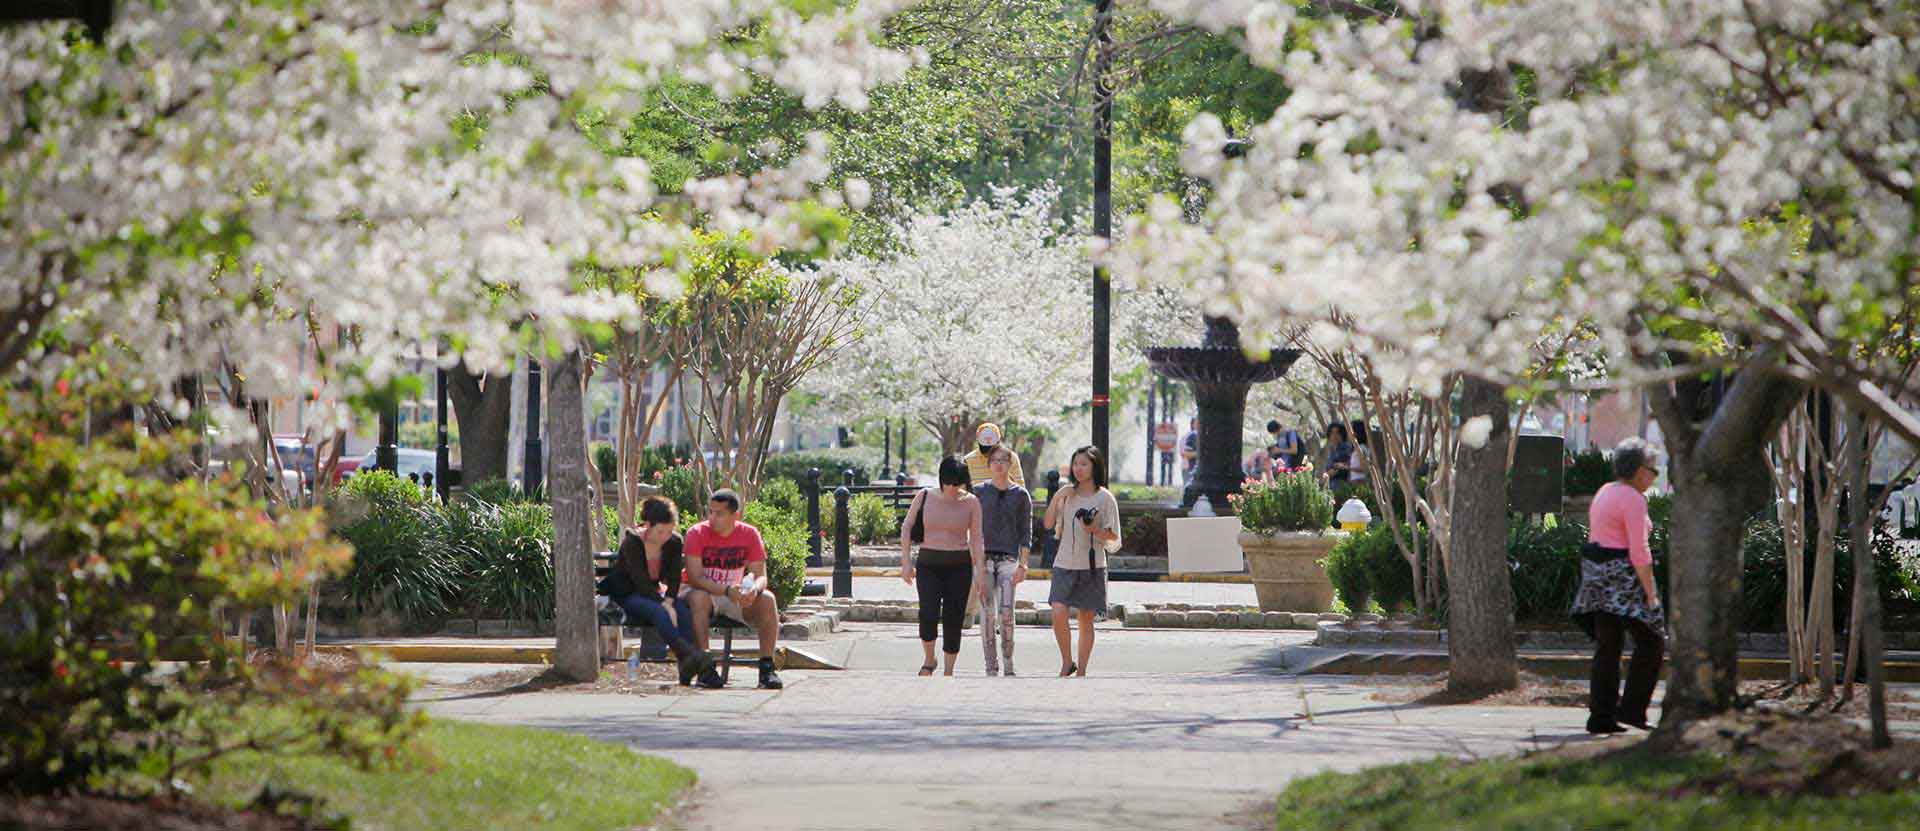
[973,446,1032,676]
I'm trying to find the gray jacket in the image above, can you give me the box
[972,482,1033,556]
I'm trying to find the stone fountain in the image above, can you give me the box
[1147,316,1301,513]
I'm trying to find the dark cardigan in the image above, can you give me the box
[614,529,684,601]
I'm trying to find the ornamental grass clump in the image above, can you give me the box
[1232,470,1335,534]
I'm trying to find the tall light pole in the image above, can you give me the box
[524,358,544,493]
[1091,0,1114,463]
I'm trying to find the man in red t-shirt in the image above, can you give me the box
[682,489,783,689]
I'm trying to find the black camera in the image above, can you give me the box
[1075,506,1098,525]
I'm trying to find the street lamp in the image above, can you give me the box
[1090,0,1114,463]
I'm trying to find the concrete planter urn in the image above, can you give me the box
[1241,530,1345,612]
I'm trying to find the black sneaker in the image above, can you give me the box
[1586,717,1627,735]
[677,651,715,687]
[694,667,726,689]
[757,661,784,690]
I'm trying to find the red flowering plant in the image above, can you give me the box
[0,386,420,795]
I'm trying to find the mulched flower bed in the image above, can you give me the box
[0,794,327,831]
[451,664,694,696]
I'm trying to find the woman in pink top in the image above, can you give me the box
[1570,438,1666,734]
[900,456,986,677]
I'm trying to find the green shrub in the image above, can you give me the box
[1564,448,1613,497]
[1124,512,1169,557]
[463,477,531,506]
[758,476,806,518]
[344,465,428,508]
[337,471,460,622]
[761,448,880,487]
[659,465,705,518]
[1737,519,1910,631]
[1322,522,1418,613]
[1322,535,1371,612]
[849,492,897,543]
[592,442,618,481]
[1,396,416,794]
[1234,470,1335,534]
[436,499,556,622]
[1506,518,1589,623]
[742,502,808,608]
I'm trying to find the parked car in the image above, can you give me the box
[332,455,362,485]
[272,434,317,483]
[355,447,437,483]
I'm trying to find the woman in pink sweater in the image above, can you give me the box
[1570,438,1666,734]
[900,456,986,677]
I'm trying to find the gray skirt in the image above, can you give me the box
[1048,567,1107,612]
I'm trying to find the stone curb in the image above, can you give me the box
[1313,625,1920,652]
[1301,651,1920,683]
[791,598,1109,627]
[802,567,1254,584]
[1120,604,1348,631]
[316,642,828,669]
[777,609,841,641]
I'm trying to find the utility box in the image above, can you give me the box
[1510,433,1566,515]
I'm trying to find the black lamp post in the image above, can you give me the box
[435,361,451,500]
[0,1,114,42]
[1090,0,1114,463]
[524,358,544,493]
[376,400,399,473]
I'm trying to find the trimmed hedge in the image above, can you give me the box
[761,448,881,487]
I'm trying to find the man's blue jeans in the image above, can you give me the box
[619,593,697,654]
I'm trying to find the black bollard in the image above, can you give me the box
[805,468,823,567]
[833,486,852,598]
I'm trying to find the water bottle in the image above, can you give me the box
[626,651,639,682]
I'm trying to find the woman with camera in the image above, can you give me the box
[900,456,986,677]
[1044,445,1122,677]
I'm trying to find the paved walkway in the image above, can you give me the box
[411,648,1601,831]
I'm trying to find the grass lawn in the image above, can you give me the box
[1274,743,1920,831]
[197,718,693,831]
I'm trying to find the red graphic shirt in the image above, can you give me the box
[683,520,767,589]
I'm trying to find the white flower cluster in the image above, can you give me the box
[2,0,919,439]
[807,185,1186,439]
[1118,0,1920,427]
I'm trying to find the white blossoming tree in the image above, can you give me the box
[5,0,921,681]
[809,186,1091,460]
[1121,0,1920,733]
[807,184,1193,473]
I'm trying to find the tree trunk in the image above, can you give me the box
[1652,361,1801,730]
[449,361,513,486]
[1845,412,1891,747]
[1446,376,1517,695]
[548,348,598,682]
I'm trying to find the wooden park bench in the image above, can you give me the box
[594,552,753,685]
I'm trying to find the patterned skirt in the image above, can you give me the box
[1569,543,1665,639]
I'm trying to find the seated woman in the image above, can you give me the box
[613,495,720,688]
